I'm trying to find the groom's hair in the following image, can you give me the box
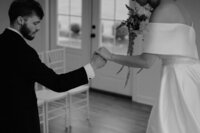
[8,0,44,24]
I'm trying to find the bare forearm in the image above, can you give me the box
[96,47,157,69]
[110,53,157,69]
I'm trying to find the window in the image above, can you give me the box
[100,0,129,55]
[57,0,82,49]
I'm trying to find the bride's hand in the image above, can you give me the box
[96,47,112,60]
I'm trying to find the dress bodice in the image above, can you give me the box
[143,23,199,59]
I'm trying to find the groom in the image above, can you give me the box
[0,0,106,133]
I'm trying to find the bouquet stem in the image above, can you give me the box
[117,31,137,87]
[116,1,153,88]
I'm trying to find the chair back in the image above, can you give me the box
[35,52,45,91]
[46,48,66,74]
[38,52,45,62]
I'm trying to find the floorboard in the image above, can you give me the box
[47,89,152,133]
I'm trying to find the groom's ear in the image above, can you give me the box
[16,16,25,26]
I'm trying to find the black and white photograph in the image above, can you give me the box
[0,0,200,133]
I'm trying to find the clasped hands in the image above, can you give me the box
[90,47,112,70]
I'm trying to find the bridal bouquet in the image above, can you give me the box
[116,0,153,87]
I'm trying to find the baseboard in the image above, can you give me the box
[90,87,132,100]
[90,87,152,108]
[134,94,156,106]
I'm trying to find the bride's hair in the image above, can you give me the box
[148,0,161,9]
[148,0,177,9]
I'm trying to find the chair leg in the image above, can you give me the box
[67,86,90,128]
[86,90,89,119]
[43,104,46,133]
[68,95,72,128]
[44,103,49,133]
[86,90,91,126]
[65,96,70,130]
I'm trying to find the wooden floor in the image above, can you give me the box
[48,89,152,133]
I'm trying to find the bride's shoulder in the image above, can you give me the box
[150,2,184,24]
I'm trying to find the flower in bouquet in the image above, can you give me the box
[116,0,153,87]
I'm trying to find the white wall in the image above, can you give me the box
[0,0,12,32]
[181,0,200,52]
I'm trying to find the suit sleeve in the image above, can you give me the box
[18,47,89,92]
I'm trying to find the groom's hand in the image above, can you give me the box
[90,52,107,70]
[96,47,112,60]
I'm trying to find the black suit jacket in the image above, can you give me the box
[1,29,89,133]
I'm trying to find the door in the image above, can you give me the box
[53,0,161,104]
[90,0,133,96]
[54,0,133,96]
[50,0,92,72]
[90,0,161,105]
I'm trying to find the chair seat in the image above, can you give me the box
[67,85,89,94]
[36,90,68,102]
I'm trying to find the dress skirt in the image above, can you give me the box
[146,57,200,133]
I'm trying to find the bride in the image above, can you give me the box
[96,0,200,132]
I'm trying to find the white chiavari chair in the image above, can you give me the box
[36,52,46,133]
[37,99,46,133]
[67,84,90,128]
[36,48,69,133]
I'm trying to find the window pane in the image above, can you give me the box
[57,0,82,49]
[100,0,130,55]
[101,20,128,54]
[116,0,129,20]
[101,0,114,20]
[58,0,69,15]
[58,15,70,46]
[69,17,82,48]
[71,0,82,16]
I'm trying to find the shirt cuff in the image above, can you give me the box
[84,63,95,79]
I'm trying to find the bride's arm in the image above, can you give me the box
[110,53,157,69]
[97,47,157,69]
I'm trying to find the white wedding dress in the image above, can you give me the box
[143,23,200,133]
